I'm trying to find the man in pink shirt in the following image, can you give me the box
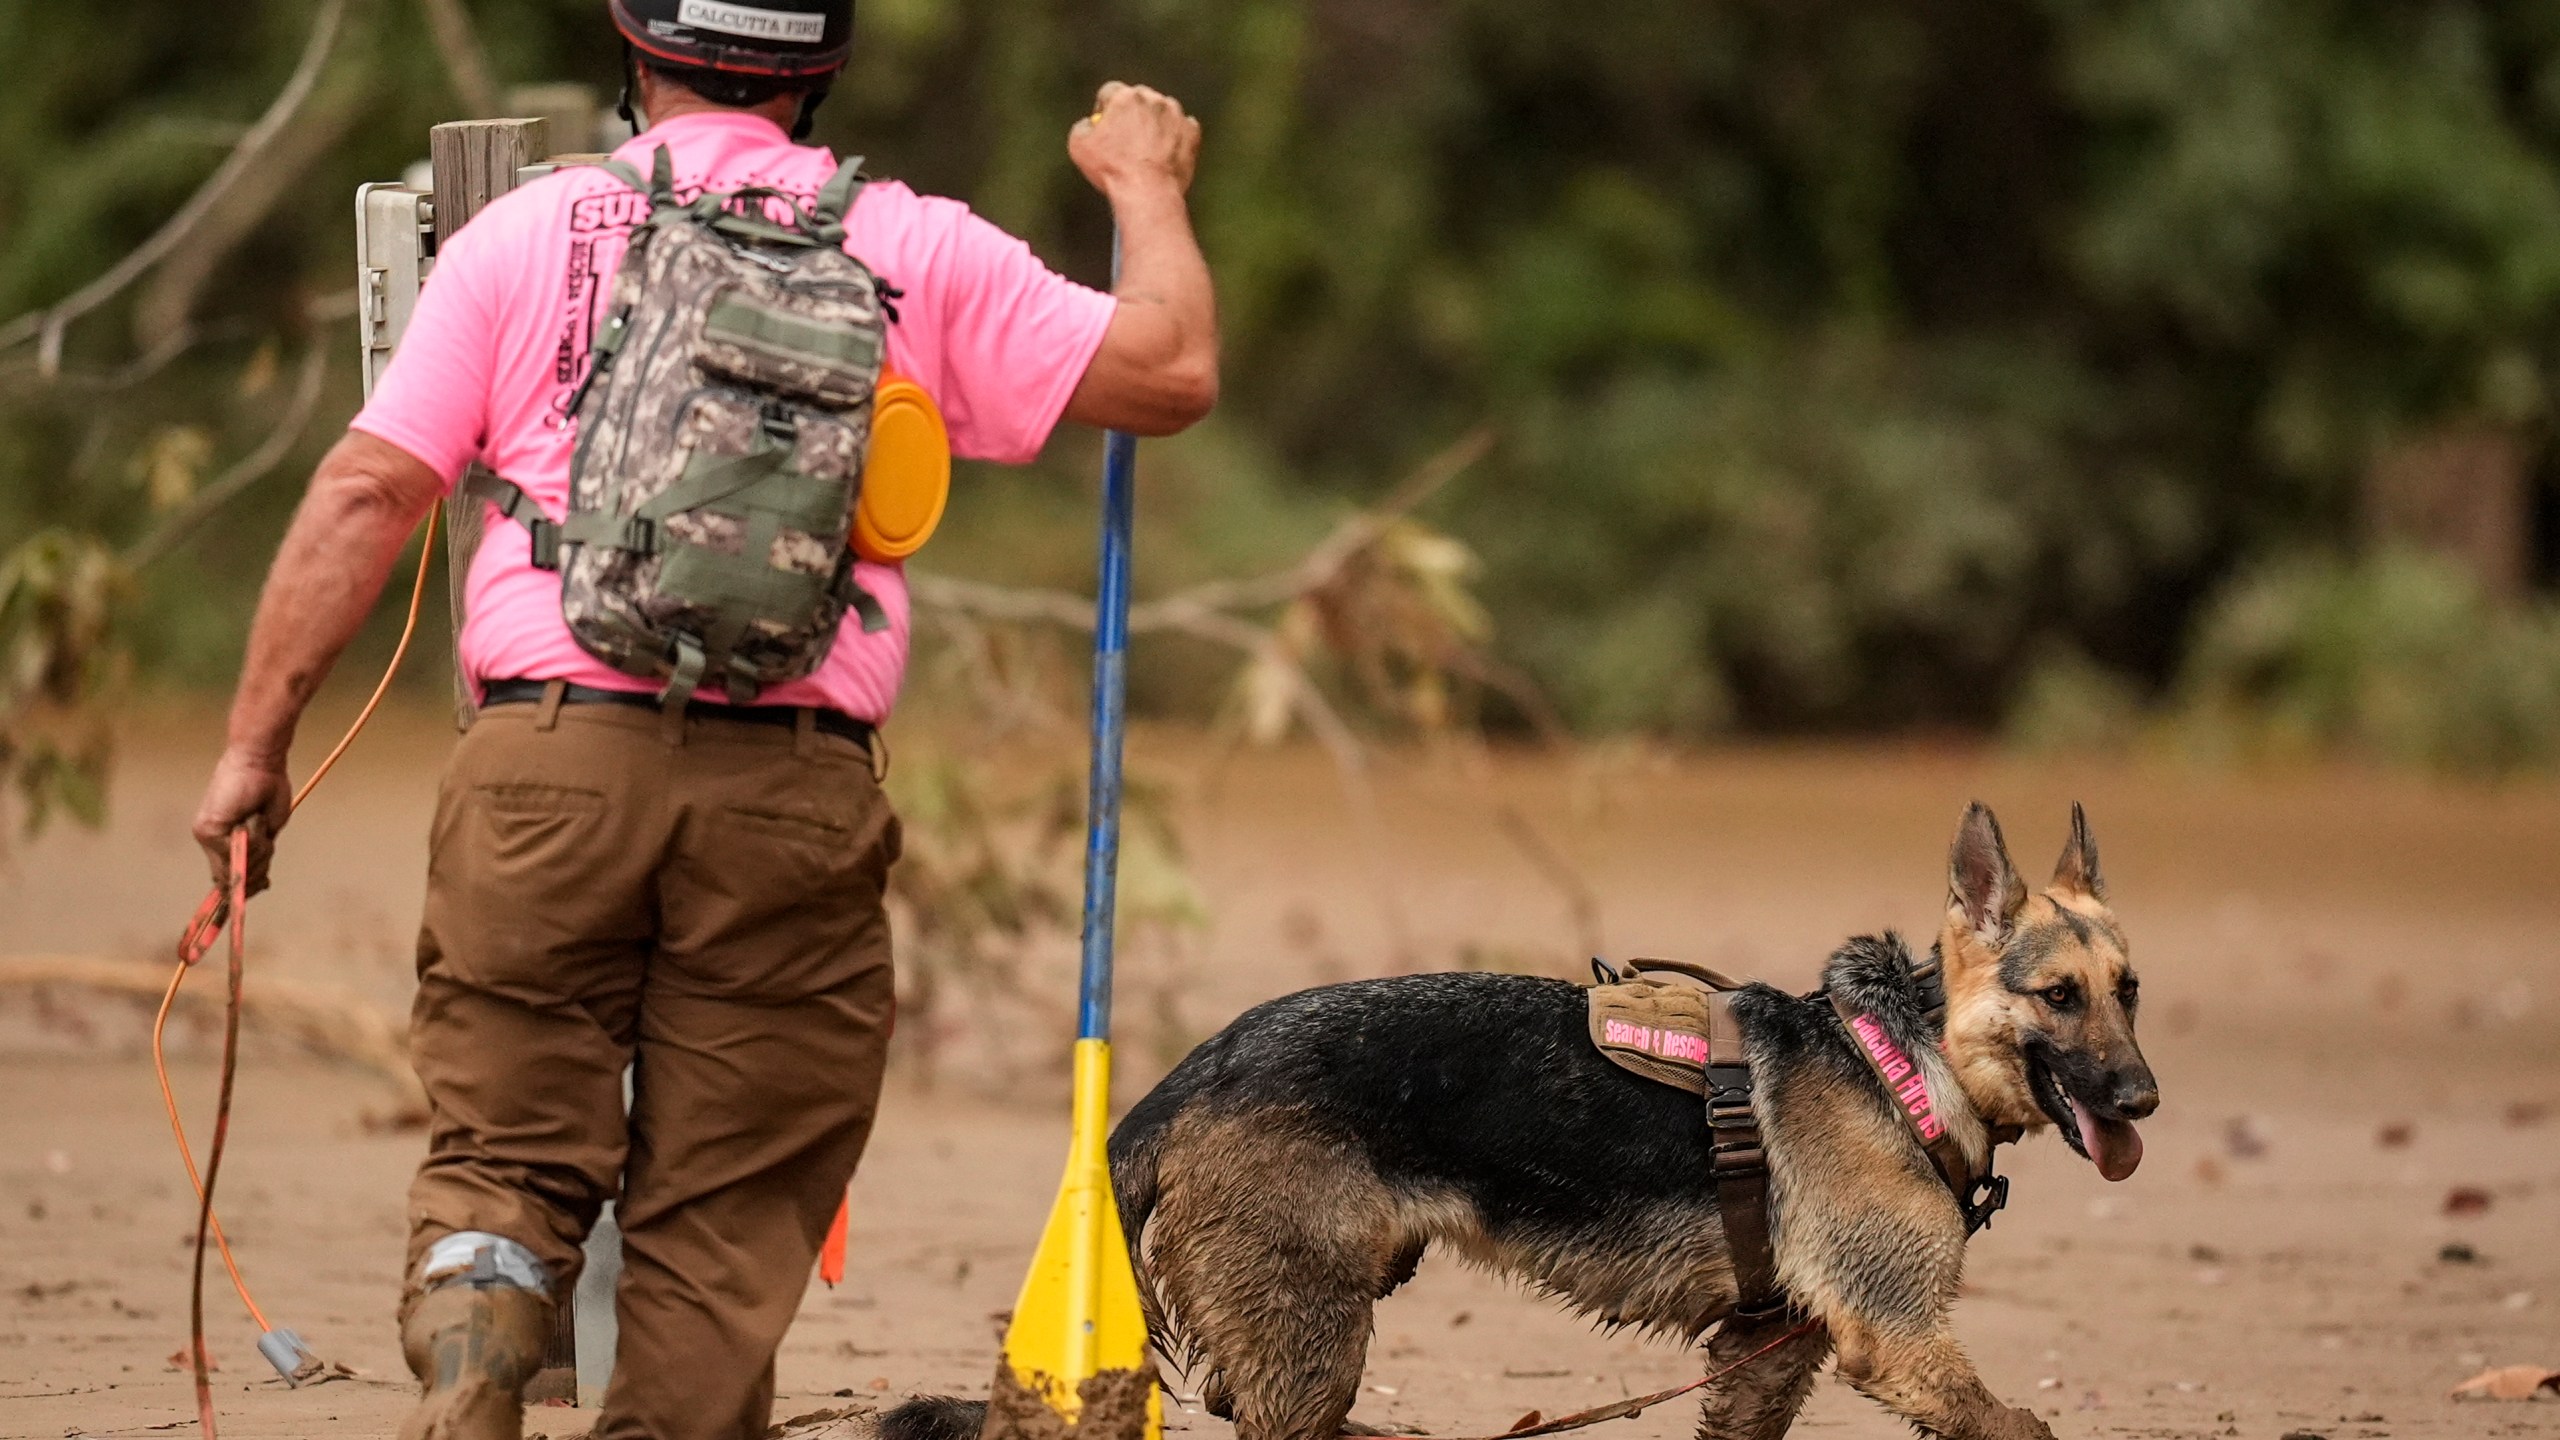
[187,2,1216,1435]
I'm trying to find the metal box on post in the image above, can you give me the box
[354,183,432,400]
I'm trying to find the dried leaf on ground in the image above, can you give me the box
[2448,1365,2560,1400]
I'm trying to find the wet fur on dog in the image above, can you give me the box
[885,804,2156,1440]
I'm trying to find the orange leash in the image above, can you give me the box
[182,831,250,1432]
[1417,1318,1824,1440]
[157,506,438,1430]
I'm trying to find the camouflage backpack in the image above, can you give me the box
[473,145,894,707]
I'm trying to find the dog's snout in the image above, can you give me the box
[2113,1071,2160,1120]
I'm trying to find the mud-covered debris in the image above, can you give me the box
[2278,1430,2327,1439]
[2438,1242,2479,1264]
[275,1357,358,1387]
[2375,1121,2412,1148]
[981,1365,1154,1440]
[2443,1186,2493,1216]
[768,1405,870,1437]
[2448,1365,2559,1401]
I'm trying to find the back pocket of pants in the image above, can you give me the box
[472,782,609,868]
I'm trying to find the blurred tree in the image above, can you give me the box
[1,0,2556,757]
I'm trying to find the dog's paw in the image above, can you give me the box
[1995,1403,2060,1440]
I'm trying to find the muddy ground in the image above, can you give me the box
[2,702,2555,1439]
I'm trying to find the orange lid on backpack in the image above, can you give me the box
[852,372,950,563]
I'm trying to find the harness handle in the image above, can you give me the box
[1623,956,1750,991]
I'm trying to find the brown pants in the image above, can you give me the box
[404,692,898,1440]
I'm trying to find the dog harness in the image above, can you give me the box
[1586,955,2011,1319]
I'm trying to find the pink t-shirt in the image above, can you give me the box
[353,110,1117,722]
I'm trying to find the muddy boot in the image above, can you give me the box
[398,1236,556,1440]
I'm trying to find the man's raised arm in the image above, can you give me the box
[1063,82,1219,436]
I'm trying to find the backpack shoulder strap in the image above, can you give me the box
[593,145,679,213]
[462,472,563,572]
[810,154,868,239]
[594,157,647,195]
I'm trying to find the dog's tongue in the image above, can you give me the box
[2071,1099,2143,1181]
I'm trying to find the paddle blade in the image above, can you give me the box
[983,1040,1158,1440]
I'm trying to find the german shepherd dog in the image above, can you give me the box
[889,804,2156,1440]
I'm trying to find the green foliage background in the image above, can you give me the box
[4,0,2559,754]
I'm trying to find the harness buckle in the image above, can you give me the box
[1961,1171,2011,1234]
[527,520,561,572]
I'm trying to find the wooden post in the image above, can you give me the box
[429,116,548,249]
[428,118,549,733]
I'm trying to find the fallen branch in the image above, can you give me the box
[0,288,359,394]
[909,427,1494,642]
[134,70,371,348]
[1154,426,1495,618]
[0,0,349,375]
[0,952,424,1113]
[907,429,1525,963]
[122,342,333,572]
[417,0,502,118]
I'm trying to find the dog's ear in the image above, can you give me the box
[1948,801,2026,947]
[2051,801,2105,901]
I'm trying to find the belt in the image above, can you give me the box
[479,679,877,754]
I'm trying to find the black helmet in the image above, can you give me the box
[610,0,853,78]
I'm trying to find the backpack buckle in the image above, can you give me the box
[527,519,561,571]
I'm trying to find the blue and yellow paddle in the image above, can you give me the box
[980,393,1160,1436]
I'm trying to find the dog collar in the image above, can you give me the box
[1828,990,2011,1235]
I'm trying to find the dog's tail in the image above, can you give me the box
[878,1396,985,1440]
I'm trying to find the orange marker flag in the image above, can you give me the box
[818,1194,850,1287]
